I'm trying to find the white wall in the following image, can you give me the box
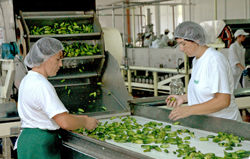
[96,0,250,42]
[186,0,249,23]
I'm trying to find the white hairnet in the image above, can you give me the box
[145,33,151,38]
[174,21,210,46]
[164,29,170,33]
[24,37,64,68]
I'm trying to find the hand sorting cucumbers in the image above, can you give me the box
[62,42,100,57]
[168,97,176,102]
[29,21,93,35]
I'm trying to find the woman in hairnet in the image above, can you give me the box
[143,33,152,47]
[166,21,242,121]
[16,37,99,159]
[228,29,249,89]
[161,29,170,46]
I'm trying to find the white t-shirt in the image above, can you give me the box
[188,47,242,121]
[144,39,152,47]
[228,41,245,77]
[161,34,170,46]
[18,71,69,130]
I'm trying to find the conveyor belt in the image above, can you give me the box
[97,116,250,159]
[234,88,250,97]
[60,103,250,159]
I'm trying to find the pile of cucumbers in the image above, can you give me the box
[74,116,250,159]
[29,21,93,35]
[62,42,100,57]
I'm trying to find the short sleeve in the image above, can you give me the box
[36,83,69,119]
[208,56,231,94]
[228,44,240,66]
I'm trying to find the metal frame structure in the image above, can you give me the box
[120,43,226,97]
[129,96,250,139]
[58,96,250,158]
[0,59,14,103]
[96,0,188,69]
[120,64,190,96]
[97,13,147,44]
[95,0,198,98]
[0,102,20,159]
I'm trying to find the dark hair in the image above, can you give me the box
[175,38,199,45]
[175,37,193,42]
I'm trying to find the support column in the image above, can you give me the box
[155,4,161,39]
[2,137,12,159]
[132,0,136,46]
[172,5,175,31]
[153,71,158,97]
[127,69,132,95]
[112,4,115,27]
[214,0,217,20]
[189,0,192,21]
[126,1,131,43]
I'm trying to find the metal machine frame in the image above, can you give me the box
[58,96,250,159]
[121,43,227,97]
[0,59,14,103]
[1,1,250,159]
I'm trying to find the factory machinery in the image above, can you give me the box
[0,0,250,159]
[121,46,190,97]
[122,19,250,110]
[122,19,250,94]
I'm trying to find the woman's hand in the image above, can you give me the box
[168,106,192,121]
[83,116,100,130]
[165,95,185,107]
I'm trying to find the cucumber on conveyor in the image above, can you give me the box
[73,116,250,158]
[62,42,100,57]
[29,21,93,35]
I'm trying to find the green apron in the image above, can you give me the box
[17,128,61,159]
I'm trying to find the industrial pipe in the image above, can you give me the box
[96,0,184,11]
[126,1,131,43]
[132,0,136,47]
[122,2,129,70]
[127,69,132,94]
[224,0,227,19]
[155,4,160,39]
[146,8,151,26]
[97,0,176,11]
[172,5,175,31]
[122,2,125,49]
[189,0,191,21]
[140,7,143,46]
[112,4,115,27]
[245,0,247,19]
[153,71,158,96]
[214,0,217,20]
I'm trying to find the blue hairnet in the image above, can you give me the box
[174,21,210,46]
[24,37,64,68]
